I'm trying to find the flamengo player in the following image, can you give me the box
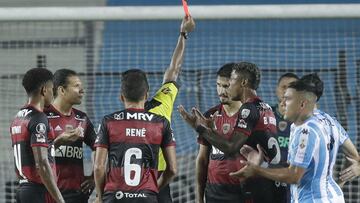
[180,62,280,203]
[10,68,64,203]
[94,69,177,203]
[44,69,97,202]
[190,63,243,203]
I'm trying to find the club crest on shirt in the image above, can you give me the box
[299,139,306,149]
[222,123,231,134]
[36,123,46,134]
[278,121,288,132]
[161,87,171,94]
[241,109,250,118]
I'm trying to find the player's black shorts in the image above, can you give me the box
[157,184,172,203]
[244,178,277,203]
[61,190,90,203]
[271,181,290,203]
[103,190,158,203]
[16,182,53,203]
[204,183,245,203]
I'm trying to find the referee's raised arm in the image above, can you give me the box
[163,16,195,84]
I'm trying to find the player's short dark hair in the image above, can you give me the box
[53,69,78,97]
[233,62,261,90]
[277,73,299,84]
[121,69,149,102]
[288,73,323,101]
[22,68,53,95]
[217,63,236,78]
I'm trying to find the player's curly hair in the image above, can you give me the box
[233,62,261,90]
[22,68,53,95]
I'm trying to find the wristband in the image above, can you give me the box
[180,32,188,39]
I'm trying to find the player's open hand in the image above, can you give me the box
[180,16,195,33]
[339,156,360,183]
[193,107,215,130]
[178,105,197,129]
[240,144,264,166]
[81,175,95,195]
[229,161,256,179]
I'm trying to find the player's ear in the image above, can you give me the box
[120,94,125,103]
[58,86,65,96]
[241,78,248,87]
[40,85,46,96]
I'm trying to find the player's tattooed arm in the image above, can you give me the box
[198,127,248,156]
[33,146,65,203]
[163,16,195,83]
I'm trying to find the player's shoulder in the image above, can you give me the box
[204,104,222,117]
[72,107,89,120]
[16,105,46,121]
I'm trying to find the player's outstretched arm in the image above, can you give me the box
[229,163,306,184]
[198,126,248,156]
[158,146,177,189]
[163,16,195,84]
[33,146,65,203]
[94,147,108,203]
[196,144,210,203]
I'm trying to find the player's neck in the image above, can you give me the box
[52,97,73,116]
[223,101,241,117]
[124,101,145,110]
[27,97,45,112]
[294,111,313,126]
[241,89,257,103]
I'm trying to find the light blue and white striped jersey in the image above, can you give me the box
[288,112,346,203]
[313,109,348,202]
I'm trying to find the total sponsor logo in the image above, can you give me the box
[115,191,147,199]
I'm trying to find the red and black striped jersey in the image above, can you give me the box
[10,105,55,184]
[94,108,175,194]
[234,97,279,163]
[198,104,246,201]
[44,104,96,191]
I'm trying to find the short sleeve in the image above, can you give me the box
[234,103,259,136]
[83,116,97,150]
[333,118,349,145]
[289,127,317,168]
[28,113,49,148]
[161,119,176,148]
[94,118,109,149]
[146,82,179,122]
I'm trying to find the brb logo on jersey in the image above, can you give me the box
[55,145,83,159]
